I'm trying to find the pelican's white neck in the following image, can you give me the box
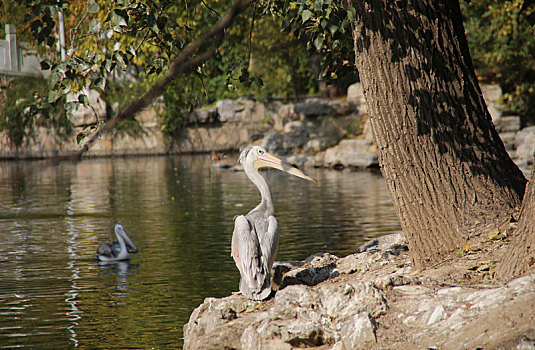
[244,163,274,216]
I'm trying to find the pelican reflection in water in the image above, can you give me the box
[232,146,316,300]
[97,224,138,262]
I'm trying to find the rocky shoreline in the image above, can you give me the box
[183,233,535,349]
[2,84,534,175]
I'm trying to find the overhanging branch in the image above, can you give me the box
[72,0,256,161]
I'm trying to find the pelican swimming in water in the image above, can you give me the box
[97,224,138,262]
[232,146,316,300]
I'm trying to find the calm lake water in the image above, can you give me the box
[0,154,400,349]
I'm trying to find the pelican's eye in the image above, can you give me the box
[258,149,264,155]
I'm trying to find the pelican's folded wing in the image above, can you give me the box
[97,241,112,258]
[232,215,266,297]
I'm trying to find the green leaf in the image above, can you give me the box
[105,29,114,39]
[347,7,356,21]
[89,19,101,33]
[62,84,72,94]
[302,10,313,23]
[314,34,324,50]
[126,46,136,57]
[113,42,122,51]
[102,58,113,73]
[329,24,339,35]
[245,305,255,313]
[111,9,128,27]
[255,76,264,87]
[76,132,87,146]
[94,77,106,90]
[115,52,127,70]
[87,0,99,13]
[40,60,50,70]
[47,90,60,103]
[488,231,501,240]
[78,94,89,107]
[50,71,63,87]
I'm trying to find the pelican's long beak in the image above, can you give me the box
[254,152,317,183]
[115,225,138,252]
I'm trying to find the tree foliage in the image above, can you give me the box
[462,0,535,124]
[272,0,356,85]
[0,0,534,146]
[0,76,72,147]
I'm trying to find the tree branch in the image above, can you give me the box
[67,0,255,161]
[6,0,256,181]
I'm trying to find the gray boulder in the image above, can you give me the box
[514,126,535,165]
[294,100,333,117]
[481,84,503,122]
[322,139,379,168]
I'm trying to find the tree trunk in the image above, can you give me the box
[349,0,527,268]
[496,165,535,278]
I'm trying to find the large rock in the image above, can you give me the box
[184,231,535,350]
[321,139,378,168]
[347,82,364,104]
[347,82,368,117]
[184,279,387,350]
[481,84,503,123]
[495,115,521,133]
[216,99,265,123]
[294,100,333,117]
[261,131,309,155]
[183,108,219,125]
[514,126,535,165]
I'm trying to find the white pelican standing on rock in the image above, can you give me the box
[97,224,138,262]
[232,146,317,300]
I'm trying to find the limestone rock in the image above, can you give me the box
[340,312,377,348]
[184,268,388,350]
[304,137,339,153]
[283,154,315,169]
[261,131,309,155]
[481,84,503,122]
[294,100,333,117]
[184,231,535,349]
[183,108,219,125]
[326,100,357,116]
[514,126,535,165]
[495,115,521,133]
[323,139,378,168]
[216,99,265,123]
[347,82,365,104]
[347,82,368,117]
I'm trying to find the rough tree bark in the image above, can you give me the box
[349,0,527,268]
[496,164,535,278]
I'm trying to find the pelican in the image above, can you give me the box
[232,146,316,300]
[97,224,138,262]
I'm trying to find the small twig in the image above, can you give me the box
[135,6,165,54]
[201,0,221,17]
[69,11,89,51]
[247,3,257,67]
[135,27,151,54]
